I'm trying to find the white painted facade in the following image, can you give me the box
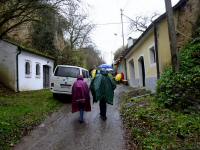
[18,51,54,91]
[0,40,54,91]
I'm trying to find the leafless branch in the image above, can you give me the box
[124,13,159,33]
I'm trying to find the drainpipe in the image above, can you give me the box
[16,47,21,92]
[154,23,160,79]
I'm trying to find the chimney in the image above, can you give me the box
[127,37,134,48]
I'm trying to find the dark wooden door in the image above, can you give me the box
[139,57,145,87]
[141,58,145,86]
[43,65,50,88]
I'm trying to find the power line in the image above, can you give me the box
[126,30,135,36]
[122,14,135,22]
[123,0,131,11]
[94,22,130,26]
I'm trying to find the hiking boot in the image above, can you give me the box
[100,115,107,121]
[79,120,84,124]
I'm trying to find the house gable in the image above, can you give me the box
[0,40,18,91]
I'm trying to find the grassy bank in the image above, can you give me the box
[0,90,62,150]
[121,93,200,149]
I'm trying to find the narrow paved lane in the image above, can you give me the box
[14,85,130,150]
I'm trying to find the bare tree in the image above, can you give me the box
[114,46,124,60]
[62,4,95,50]
[83,45,105,69]
[0,0,75,38]
[57,43,104,68]
[124,13,159,32]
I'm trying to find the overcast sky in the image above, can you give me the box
[82,0,180,64]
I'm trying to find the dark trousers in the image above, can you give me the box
[99,99,107,117]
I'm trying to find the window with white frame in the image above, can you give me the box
[25,60,31,77]
[36,63,40,77]
[149,46,156,64]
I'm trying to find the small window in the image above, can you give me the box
[150,46,156,64]
[25,62,30,75]
[36,64,40,76]
[25,61,31,78]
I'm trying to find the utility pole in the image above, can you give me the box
[111,51,113,65]
[120,9,127,80]
[164,0,179,72]
[120,9,125,48]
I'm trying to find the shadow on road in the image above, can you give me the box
[53,94,72,104]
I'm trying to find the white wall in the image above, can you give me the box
[18,51,54,91]
[0,40,17,91]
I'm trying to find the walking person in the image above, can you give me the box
[90,69,116,121]
[72,75,91,123]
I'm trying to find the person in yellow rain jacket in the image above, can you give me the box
[115,73,122,82]
[91,69,97,78]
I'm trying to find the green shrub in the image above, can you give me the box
[156,40,200,112]
[120,96,200,149]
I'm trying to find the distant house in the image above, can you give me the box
[114,52,127,79]
[0,40,55,92]
[116,0,200,92]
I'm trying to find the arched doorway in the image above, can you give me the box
[138,56,145,87]
[129,59,135,87]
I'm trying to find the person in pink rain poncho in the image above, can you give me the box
[71,75,91,123]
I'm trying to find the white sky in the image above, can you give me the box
[82,0,180,64]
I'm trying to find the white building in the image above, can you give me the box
[0,39,54,92]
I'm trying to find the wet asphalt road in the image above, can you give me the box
[14,85,130,150]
